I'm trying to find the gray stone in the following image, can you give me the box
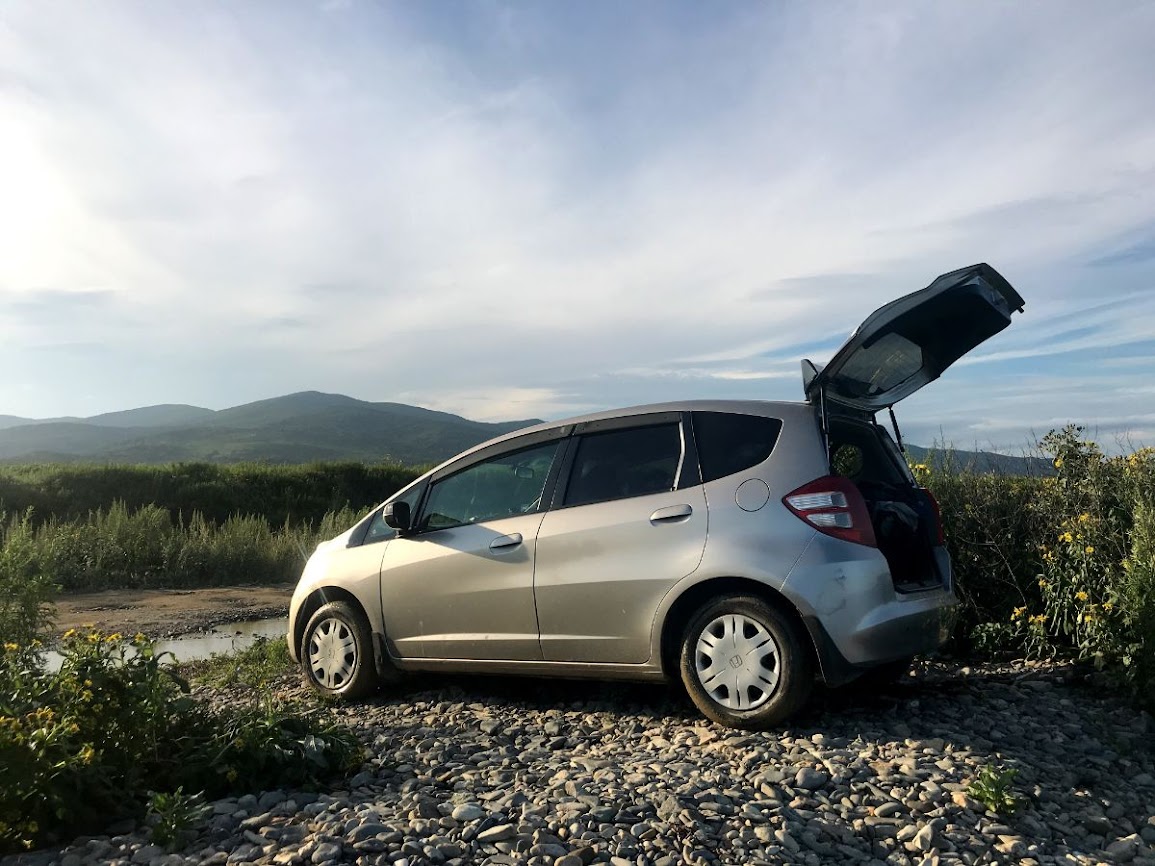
[795,768,830,790]
[478,824,517,843]
[131,845,164,864]
[451,804,486,822]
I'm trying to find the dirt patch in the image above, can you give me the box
[53,585,293,639]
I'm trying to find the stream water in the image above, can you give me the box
[46,618,288,671]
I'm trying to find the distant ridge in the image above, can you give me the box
[0,391,540,466]
[0,392,1051,473]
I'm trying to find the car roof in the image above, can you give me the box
[421,398,816,478]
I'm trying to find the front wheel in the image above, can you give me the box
[679,595,813,729]
[301,600,379,700]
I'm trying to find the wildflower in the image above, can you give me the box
[86,632,100,644]
[1075,591,1089,602]
[1038,578,1048,589]
[1011,606,1027,620]
[68,722,80,734]
[1029,614,1046,626]
[226,768,239,783]
[104,633,122,643]
[78,744,95,764]
[3,642,17,652]
[1085,545,1095,555]
[1058,532,1074,544]
[1078,513,1091,524]
[83,679,92,688]
[63,628,77,640]
[133,632,146,643]
[1054,457,1064,469]
[1103,601,1115,612]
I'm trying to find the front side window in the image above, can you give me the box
[420,440,561,531]
[563,423,681,507]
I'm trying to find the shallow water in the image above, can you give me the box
[45,617,288,671]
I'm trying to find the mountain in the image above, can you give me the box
[0,392,1052,472]
[904,443,1053,477]
[0,392,540,466]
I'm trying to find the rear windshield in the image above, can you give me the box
[692,412,782,483]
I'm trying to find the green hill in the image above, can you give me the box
[0,392,539,466]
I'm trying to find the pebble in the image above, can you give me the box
[36,660,1155,866]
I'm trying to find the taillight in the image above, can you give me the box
[922,487,945,545]
[783,476,877,547]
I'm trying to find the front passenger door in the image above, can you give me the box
[378,438,562,661]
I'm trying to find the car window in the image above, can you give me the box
[362,482,425,545]
[420,441,561,531]
[692,412,783,483]
[564,423,681,507]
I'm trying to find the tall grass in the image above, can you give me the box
[0,461,420,527]
[0,503,361,592]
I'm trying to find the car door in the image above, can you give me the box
[377,435,564,661]
[533,414,708,664]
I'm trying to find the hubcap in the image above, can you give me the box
[308,617,357,690]
[695,613,781,710]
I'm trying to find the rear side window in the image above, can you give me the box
[564,423,681,507]
[692,412,782,483]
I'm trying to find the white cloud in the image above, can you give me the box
[0,1,1152,448]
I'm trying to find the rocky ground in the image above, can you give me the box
[10,661,1155,866]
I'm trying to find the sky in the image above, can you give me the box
[1,1,1154,453]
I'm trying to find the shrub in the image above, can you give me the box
[0,631,361,854]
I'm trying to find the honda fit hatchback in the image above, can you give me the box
[288,263,1024,728]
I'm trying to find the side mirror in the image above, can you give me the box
[383,501,411,532]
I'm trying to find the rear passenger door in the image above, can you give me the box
[533,414,707,664]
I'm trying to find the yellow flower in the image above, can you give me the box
[133,632,146,643]
[1078,513,1091,524]
[1053,457,1064,469]
[86,632,100,644]
[1075,591,1089,602]
[1103,601,1114,612]
[63,628,77,640]
[1058,532,1074,544]
[1038,578,1048,589]
[78,744,96,764]
[1029,614,1046,626]
[1011,606,1027,620]
[83,679,92,688]
[104,633,122,643]
[226,768,239,783]
[1084,545,1095,555]
[3,642,18,652]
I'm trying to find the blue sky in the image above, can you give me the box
[1,1,1154,452]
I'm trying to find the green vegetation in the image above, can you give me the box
[0,628,361,854]
[921,426,1155,709]
[0,503,364,592]
[146,788,211,851]
[185,636,296,690]
[966,765,1025,815]
[0,460,419,527]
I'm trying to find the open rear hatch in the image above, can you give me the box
[801,263,1025,591]
[802,263,1024,413]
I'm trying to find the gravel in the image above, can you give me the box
[8,660,1155,866]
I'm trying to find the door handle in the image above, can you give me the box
[650,504,693,523]
[489,532,523,550]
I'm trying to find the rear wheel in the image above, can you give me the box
[301,601,379,700]
[680,595,813,729]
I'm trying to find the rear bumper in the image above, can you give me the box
[781,536,958,686]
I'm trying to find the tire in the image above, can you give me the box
[301,600,380,700]
[679,594,813,729]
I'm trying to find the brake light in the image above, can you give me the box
[783,476,877,547]
[922,487,946,545]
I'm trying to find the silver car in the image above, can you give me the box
[288,263,1024,728]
